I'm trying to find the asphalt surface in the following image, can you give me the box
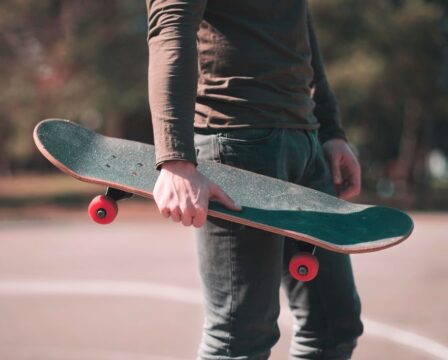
[0,207,447,360]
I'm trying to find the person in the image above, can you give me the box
[146,0,364,358]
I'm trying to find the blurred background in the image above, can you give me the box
[0,0,448,209]
[0,1,447,360]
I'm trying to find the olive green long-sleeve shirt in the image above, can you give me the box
[147,0,346,168]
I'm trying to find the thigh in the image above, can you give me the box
[216,127,312,182]
[282,241,363,357]
[282,131,363,356]
[196,217,284,357]
[194,128,290,358]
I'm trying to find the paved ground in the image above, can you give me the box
[0,205,447,359]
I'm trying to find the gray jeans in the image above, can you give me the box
[194,128,363,360]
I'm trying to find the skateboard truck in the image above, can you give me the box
[105,187,134,202]
[88,187,133,224]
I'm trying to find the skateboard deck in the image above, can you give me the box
[34,119,413,256]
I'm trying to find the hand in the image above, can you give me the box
[153,160,241,228]
[322,139,361,200]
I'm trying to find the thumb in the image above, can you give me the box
[210,185,242,211]
[330,155,343,185]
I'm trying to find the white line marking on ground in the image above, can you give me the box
[0,280,447,360]
[0,346,187,360]
[362,319,448,360]
[0,280,202,303]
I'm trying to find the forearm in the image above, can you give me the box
[313,77,346,144]
[147,0,207,168]
[307,11,347,144]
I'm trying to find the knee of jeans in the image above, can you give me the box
[322,339,358,360]
[290,339,358,360]
[200,317,280,359]
[290,318,363,360]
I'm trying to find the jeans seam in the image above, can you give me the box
[217,135,234,358]
[302,130,317,182]
[217,128,279,145]
[213,134,222,163]
[227,224,236,357]
[316,257,336,351]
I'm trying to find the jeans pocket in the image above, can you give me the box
[194,132,220,162]
[218,128,279,145]
[217,129,283,178]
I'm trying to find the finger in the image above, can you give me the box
[181,214,194,227]
[339,186,356,200]
[192,205,208,228]
[160,207,170,218]
[340,161,361,200]
[352,168,362,196]
[170,207,181,223]
[330,156,343,185]
[210,185,242,211]
[181,206,195,226]
[338,176,361,200]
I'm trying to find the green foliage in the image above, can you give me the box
[311,0,447,201]
[0,0,149,171]
[0,0,447,207]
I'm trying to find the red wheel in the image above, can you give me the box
[88,195,118,225]
[289,253,319,282]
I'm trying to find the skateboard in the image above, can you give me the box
[34,119,414,281]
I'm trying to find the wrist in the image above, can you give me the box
[161,160,196,173]
[324,137,346,145]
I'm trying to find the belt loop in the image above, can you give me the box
[212,133,221,163]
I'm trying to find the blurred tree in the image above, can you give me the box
[0,0,149,172]
[0,0,447,208]
[426,0,448,92]
[311,0,447,207]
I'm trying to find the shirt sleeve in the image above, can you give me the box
[307,11,347,144]
[146,0,207,169]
